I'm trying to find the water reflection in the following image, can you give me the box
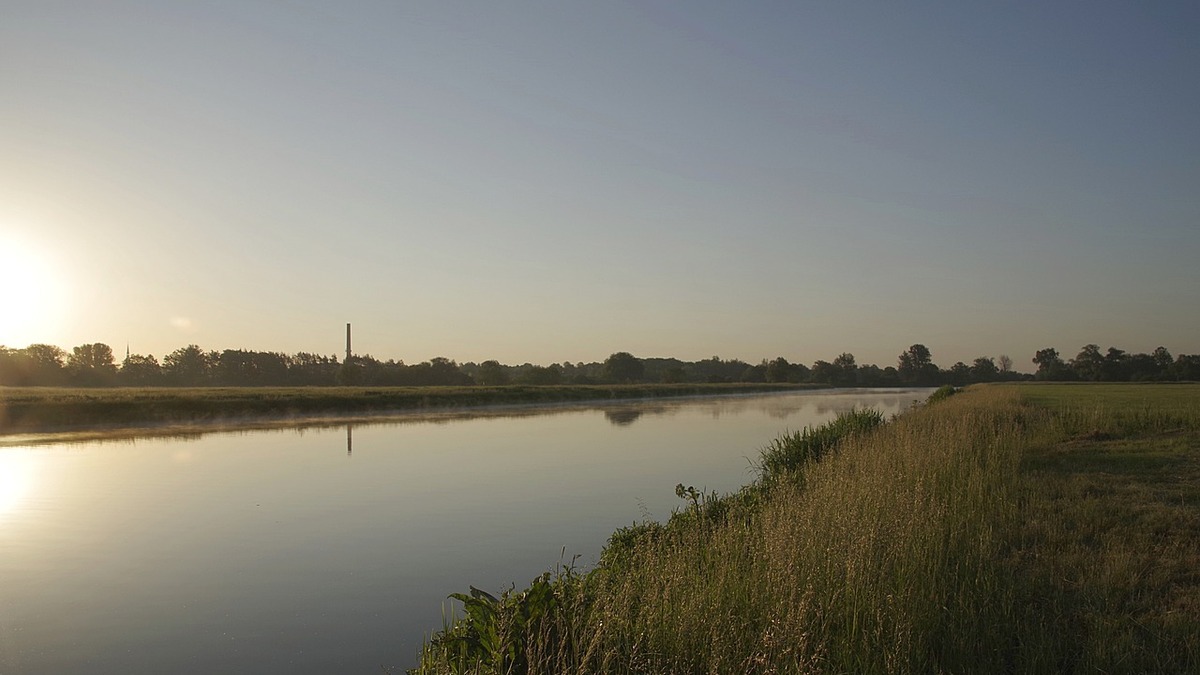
[0,450,37,519]
[0,390,935,451]
[2,390,914,448]
[603,408,644,426]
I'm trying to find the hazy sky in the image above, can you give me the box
[2,1,1197,369]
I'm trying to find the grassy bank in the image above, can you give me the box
[410,383,1200,674]
[0,383,818,436]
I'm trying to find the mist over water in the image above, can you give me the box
[0,388,929,673]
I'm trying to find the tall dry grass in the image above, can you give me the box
[570,387,1026,674]
[411,384,1200,674]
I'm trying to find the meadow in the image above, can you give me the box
[410,383,1200,674]
[0,383,814,436]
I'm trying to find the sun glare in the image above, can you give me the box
[0,451,37,519]
[0,232,68,347]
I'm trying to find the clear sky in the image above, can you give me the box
[2,1,1197,370]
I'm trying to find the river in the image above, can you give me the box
[0,388,930,673]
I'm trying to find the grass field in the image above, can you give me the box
[0,383,817,438]
[409,383,1200,674]
[1012,383,1200,672]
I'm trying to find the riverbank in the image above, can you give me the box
[410,383,1200,674]
[0,383,821,437]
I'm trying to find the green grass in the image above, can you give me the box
[757,407,885,479]
[408,383,1200,674]
[1011,383,1200,672]
[1020,382,1200,435]
[0,382,818,437]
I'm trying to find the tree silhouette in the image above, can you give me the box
[832,353,858,386]
[603,352,644,383]
[478,360,509,386]
[164,345,214,386]
[0,344,66,385]
[809,360,838,384]
[898,344,937,384]
[1032,348,1066,380]
[120,353,162,386]
[1070,344,1104,381]
[68,343,117,385]
[519,364,563,385]
[765,357,793,383]
[971,356,998,382]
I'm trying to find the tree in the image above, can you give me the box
[430,357,473,385]
[1152,347,1173,373]
[740,362,767,382]
[997,354,1013,374]
[765,357,792,383]
[832,353,858,386]
[1173,354,1200,381]
[641,358,687,384]
[1070,344,1104,381]
[881,366,900,384]
[215,349,288,386]
[0,345,66,385]
[970,356,998,382]
[603,352,644,383]
[948,362,971,386]
[163,345,214,386]
[0,347,19,385]
[69,343,116,371]
[1100,347,1129,381]
[659,366,686,384]
[855,363,887,386]
[342,354,396,385]
[21,344,67,385]
[1032,347,1067,380]
[120,353,162,386]
[809,360,838,385]
[289,352,339,385]
[519,364,563,385]
[690,356,748,383]
[898,344,937,384]
[478,360,509,386]
[1126,352,1160,381]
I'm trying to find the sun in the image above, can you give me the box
[0,232,68,348]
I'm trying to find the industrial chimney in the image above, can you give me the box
[345,323,352,363]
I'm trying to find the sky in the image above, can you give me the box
[2,1,1197,370]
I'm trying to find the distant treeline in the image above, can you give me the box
[0,342,1196,388]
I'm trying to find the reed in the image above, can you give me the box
[410,383,1200,674]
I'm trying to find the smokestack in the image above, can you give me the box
[346,323,352,363]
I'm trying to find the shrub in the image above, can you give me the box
[757,407,885,480]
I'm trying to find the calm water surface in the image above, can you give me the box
[0,388,929,673]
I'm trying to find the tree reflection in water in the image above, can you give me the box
[603,408,644,426]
